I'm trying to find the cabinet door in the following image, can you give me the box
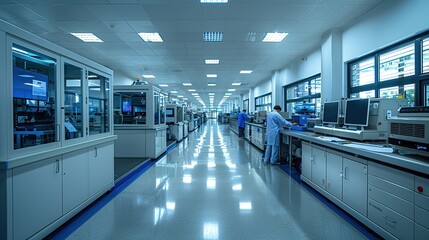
[311,146,326,189]
[343,157,368,216]
[89,143,114,195]
[326,152,343,200]
[301,142,312,180]
[12,157,62,240]
[63,149,89,214]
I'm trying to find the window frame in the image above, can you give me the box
[283,74,322,115]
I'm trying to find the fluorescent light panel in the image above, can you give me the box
[188,89,196,92]
[71,33,103,42]
[208,93,215,95]
[159,84,168,87]
[205,59,219,64]
[207,74,217,78]
[203,32,223,42]
[201,0,228,3]
[138,32,163,42]
[191,93,199,96]
[208,83,216,86]
[232,83,241,86]
[183,83,192,86]
[262,32,288,42]
[142,75,155,78]
[225,93,232,95]
[170,91,178,93]
[228,89,236,91]
[240,70,252,74]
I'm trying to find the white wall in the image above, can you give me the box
[253,79,272,98]
[343,0,429,62]
[279,49,322,87]
[114,71,134,85]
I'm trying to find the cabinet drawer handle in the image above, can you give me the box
[94,147,98,157]
[55,159,60,173]
[343,167,348,180]
[369,202,382,212]
[385,216,396,228]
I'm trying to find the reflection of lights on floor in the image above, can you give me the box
[232,184,242,191]
[206,178,216,189]
[208,153,215,158]
[208,161,216,168]
[203,222,219,239]
[154,207,165,225]
[166,201,176,210]
[239,202,252,210]
[183,174,192,184]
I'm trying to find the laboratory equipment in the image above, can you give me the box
[255,110,267,124]
[344,98,370,127]
[291,104,316,131]
[166,104,184,141]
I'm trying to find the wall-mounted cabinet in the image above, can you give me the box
[0,21,116,240]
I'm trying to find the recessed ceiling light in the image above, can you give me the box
[203,32,223,42]
[225,93,232,95]
[142,75,155,78]
[178,95,184,98]
[183,83,192,86]
[207,74,217,78]
[208,83,216,86]
[191,93,199,95]
[138,32,163,42]
[232,83,241,86]
[200,0,228,3]
[208,93,215,95]
[159,84,168,87]
[240,70,253,74]
[183,98,188,100]
[262,32,288,42]
[205,59,219,64]
[228,89,236,91]
[71,33,103,42]
[188,89,196,92]
[170,91,178,94]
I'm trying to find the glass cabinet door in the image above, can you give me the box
[87,70,110,135]
[154,92,160,125]
[160,93,166,124]
[12,44,57,150]
[64,63,83,141]
[113,91,146,124]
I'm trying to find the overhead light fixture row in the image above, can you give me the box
[262,32,288,42]
[205,59,219,64]
[138,32,163,42]
[207,74,217,78]
[71,33,103,42]
[159,84,168,87]
[208,83,216,86]
[183,83,192,86]
[203,32,223,42]
[240,70,252,74]
[232,83,241,86]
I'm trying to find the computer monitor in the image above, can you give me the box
[322,101,339,124]
[166,108,174,117]
[344,98,370,127]
[122,101,131,113]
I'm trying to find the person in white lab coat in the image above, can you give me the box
[264,105,294,165]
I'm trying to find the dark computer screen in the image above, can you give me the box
[322,101,339,124]
[13,67,48,101]
[166,108,174,117]
[344,98,370,127]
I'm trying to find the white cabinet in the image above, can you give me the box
[326,152,343,200]
[62,149,89,214]
[146,128,167,159]
[89,143,114,196]
[312,146,327,189]
[12,157,62,240]
[343,157,367,216]
[301,142,312,180]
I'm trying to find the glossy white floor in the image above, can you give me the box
[66,120,367,240]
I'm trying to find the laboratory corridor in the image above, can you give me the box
[61,120,368,240]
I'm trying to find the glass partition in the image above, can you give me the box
[160,93,166,124]
[113,91,147,124]
[154,92,160,125]
[12,44,57,149]
[87,70,110,135]
[64,63,83,140]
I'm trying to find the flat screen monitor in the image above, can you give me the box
[322,101,339,124]
[122,101,131,113]
[13,67,48,101]
[166,108,174,117]
[344,98,370,127]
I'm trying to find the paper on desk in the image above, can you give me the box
[345,143,393,153]
[317,136,347,142]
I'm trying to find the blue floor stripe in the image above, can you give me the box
[277,165,382,240]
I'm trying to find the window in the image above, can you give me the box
[422,37,429,73]
[348,33,429,106]
[255,93,271,112]
[243,99,249,111]
[284,74,321,115]
[379,43,415,81]
[350,58,375,87]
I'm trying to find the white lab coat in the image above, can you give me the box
[265,110,292,146]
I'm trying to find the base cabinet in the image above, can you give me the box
[12,157,62,240]
[343,157,367,216]
[326,152,343,200]
[8,142,114,240]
